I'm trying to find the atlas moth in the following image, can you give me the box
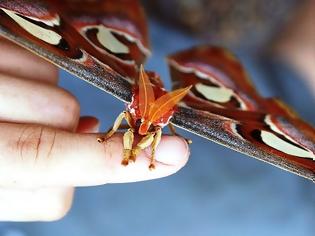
[97,65,192,169]
[0,0,314,181]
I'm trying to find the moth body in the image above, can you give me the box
[128,79,175,135]
[98,66,191,169]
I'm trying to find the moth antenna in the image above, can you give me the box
[138,64,155,118]
[149,85,192,123]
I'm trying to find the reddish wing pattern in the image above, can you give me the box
[60,0,150,69]
[168,46,315,180]
[167,46,263,111]
[0,0,149,101]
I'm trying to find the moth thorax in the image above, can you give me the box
[139,120,152,135]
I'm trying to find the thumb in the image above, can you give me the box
[0,122,189,187]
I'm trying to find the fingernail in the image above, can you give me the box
[77,116,100,133]
[155,136,190,166]
[90,121,100,133]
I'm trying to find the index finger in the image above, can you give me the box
[0,37,58,84]
[0,122,190,187]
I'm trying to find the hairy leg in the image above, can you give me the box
[97,111,133,143]
[130,132,155,164]
[149,127,162,170]
[121,128,135,166]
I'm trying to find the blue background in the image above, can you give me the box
[1,20,314,236]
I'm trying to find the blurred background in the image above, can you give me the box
[1,0,315,235]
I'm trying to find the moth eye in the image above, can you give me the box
[84,25,129,55]
[2,8,62,46]
[260,130,315,160]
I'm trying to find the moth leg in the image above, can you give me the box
[116,124,131,130]
[168,123,192,144]
[130,132,155,163]
[149,127,162,170]
[102,123,130,137]
[121,128,135,166]
[97,111,132,143]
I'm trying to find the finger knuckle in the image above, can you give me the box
[15,125,57,160]
[49,88,80,130]
[59,89,80,119]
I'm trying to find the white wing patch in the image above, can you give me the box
[83,25,129,54]
[26,14,60,27]
[263,115,315,160]
[195,83,234,103]
[96,26,129,54]
[264,115,297,143]
[2,9,62,45]
[169,61,248,109]
[261,131,315,160]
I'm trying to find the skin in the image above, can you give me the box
[272,0,315,97]
[0,37,190,221]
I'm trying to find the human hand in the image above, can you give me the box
[0,37,190,221]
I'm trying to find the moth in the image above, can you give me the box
[0,0,314,181]
[97,66,192,169]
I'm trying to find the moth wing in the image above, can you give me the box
[145,71,165,88]
[167,46,266,111]
[0,0,150,102]
[168,46,315,181]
